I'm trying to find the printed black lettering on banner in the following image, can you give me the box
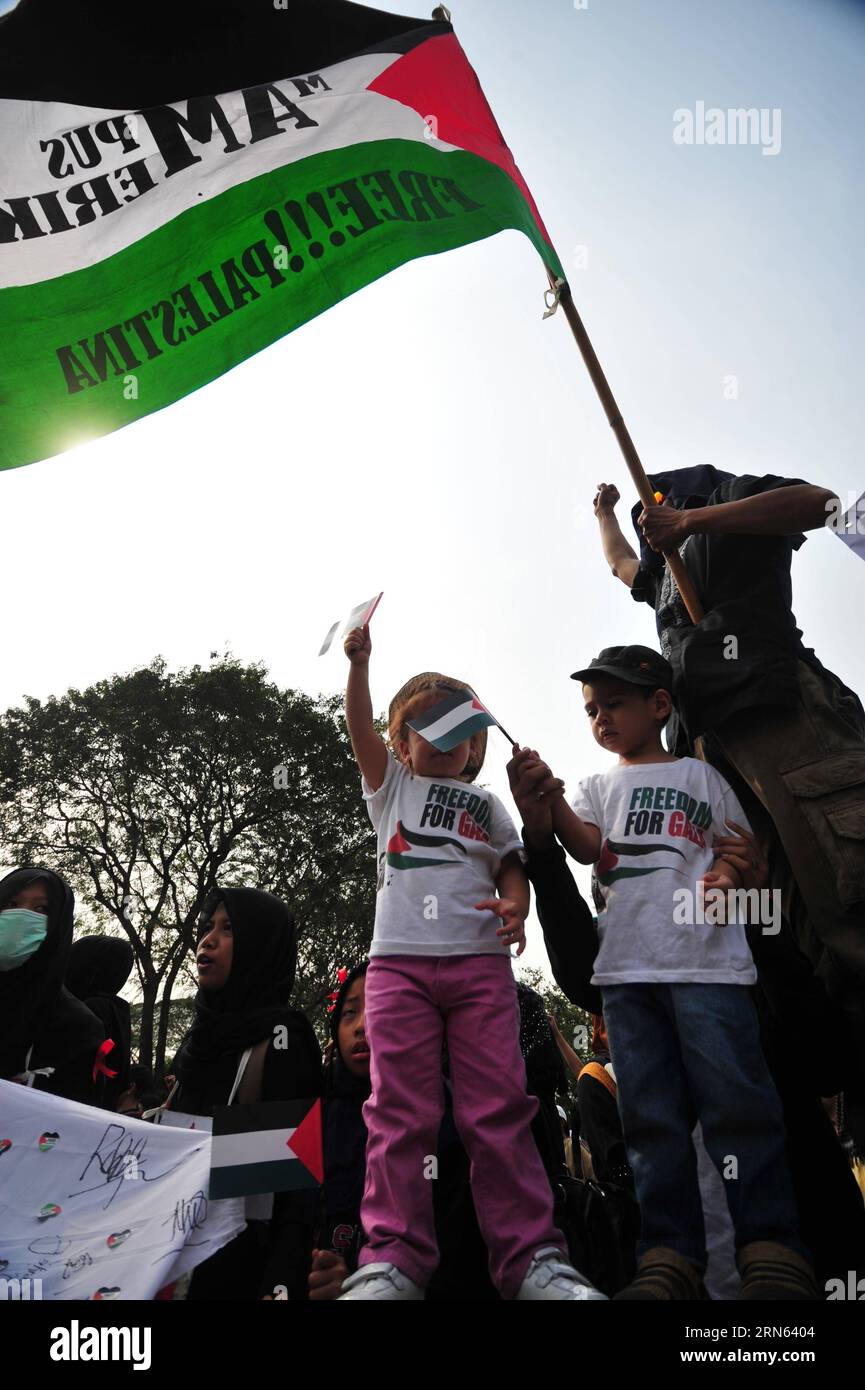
[2,86,322,241]
[53,168,486,394]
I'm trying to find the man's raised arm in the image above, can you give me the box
[594,482,640,589]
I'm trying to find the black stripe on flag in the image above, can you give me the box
[0,0,445,106]
[408,688,470,731]
[213,1098,314,1137]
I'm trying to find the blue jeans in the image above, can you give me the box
[601,982,806,1270]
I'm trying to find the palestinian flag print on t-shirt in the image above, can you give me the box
[385,818,466,871]
[0,1,563,470]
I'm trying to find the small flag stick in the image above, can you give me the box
[467,688,517,749]
[546,273,705,624]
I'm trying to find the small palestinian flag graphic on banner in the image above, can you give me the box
[386,818,467,871]
[210,1098,323,1200]
[406,689,497,752]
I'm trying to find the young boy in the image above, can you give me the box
[542,644,816,1300]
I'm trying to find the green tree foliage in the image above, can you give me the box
[0,657,376,1074]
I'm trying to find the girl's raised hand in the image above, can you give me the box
[344,624,371,665]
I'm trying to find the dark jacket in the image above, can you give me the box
[0,867,106,1105]
[629,468,862,751]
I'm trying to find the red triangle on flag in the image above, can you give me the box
[286,1098,323,1183]
[387,821,412,855]
[471,697,491,715]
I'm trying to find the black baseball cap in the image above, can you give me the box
[571,645,674,692]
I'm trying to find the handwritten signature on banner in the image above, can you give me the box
[0,1079,245,1300]
[70,1121,187,1208]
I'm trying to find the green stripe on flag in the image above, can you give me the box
[1,140,563,470]
[208,1157,320,1200]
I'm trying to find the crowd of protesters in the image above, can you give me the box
[2,468,863,1301]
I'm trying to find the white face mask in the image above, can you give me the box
[0,907,48,971]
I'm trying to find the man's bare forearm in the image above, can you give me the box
[553,1028,586,1082]
[597,510,640,583]
[683,484,836,537]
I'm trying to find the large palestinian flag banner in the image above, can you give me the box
[0,0,563,472]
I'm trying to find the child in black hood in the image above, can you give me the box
[0,866,106,1104]
[66,935,135,1109]
[169,886,323,1300]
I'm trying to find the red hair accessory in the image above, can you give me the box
[326,966,349,1014]
[92,1038,119,1083]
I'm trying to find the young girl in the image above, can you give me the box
[338,625,605,1301]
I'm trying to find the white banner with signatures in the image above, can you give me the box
[0,1079,246,1300]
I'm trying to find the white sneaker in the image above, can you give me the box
[338,1262,425,1300]
[516,1247,608,1301]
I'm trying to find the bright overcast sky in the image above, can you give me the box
[2,0,863,979]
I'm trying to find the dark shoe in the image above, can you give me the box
[737,1242,820,1301]
[613,1246,709,1301]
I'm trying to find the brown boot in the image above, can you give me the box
[737,1242,820,1301]
[614,1247,709,1301]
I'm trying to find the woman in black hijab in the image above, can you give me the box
[0,866,106,1105]
[66,935,135,1109]
[169,886,323,1300]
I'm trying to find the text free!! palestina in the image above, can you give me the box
[53,166,484,394]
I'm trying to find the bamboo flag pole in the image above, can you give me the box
[546,273,704,624]
[432,6,700,619]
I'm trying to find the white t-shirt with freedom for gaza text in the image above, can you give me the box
[571,757,757,987]
[363,755,524,957]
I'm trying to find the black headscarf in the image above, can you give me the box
[172,886,306,1106]
[66,936,135,1098]
[0,866,104,1081]
[67,935,135,997]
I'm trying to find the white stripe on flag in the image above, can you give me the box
[341,591,382,634]
[0,55,463,289]
[416,697,478,746]
[211,1127,297,1168]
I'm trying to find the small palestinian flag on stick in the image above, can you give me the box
[407,689,513,750]
[834,491,865,564]
[209,1098,323,1199]
[319,591,383,655]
